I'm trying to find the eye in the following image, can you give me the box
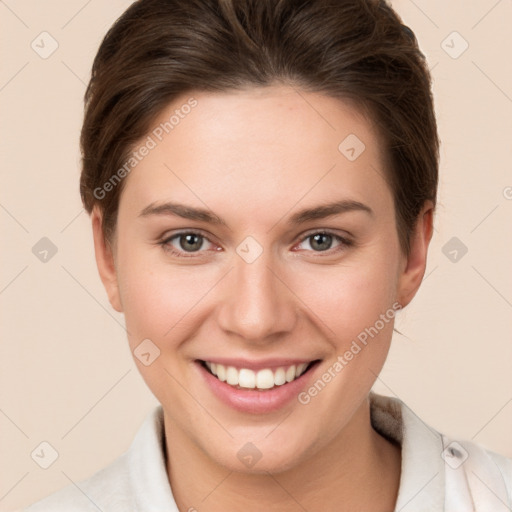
[160,230,217,257]
[295,231,352,253]
[159,229,352,258]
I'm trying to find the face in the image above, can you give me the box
[93,85,431,473]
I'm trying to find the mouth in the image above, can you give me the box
[196,356,324,413]
[199,359,320,391]
[196,357,322,413]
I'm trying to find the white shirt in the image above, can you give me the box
[24,393,512,511]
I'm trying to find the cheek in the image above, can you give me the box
[285,255,400,426]
[291,251,399,345]
[115,243,216,350]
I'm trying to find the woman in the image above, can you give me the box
[25,0,512,510]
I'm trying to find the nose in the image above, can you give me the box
[216,249,297,343]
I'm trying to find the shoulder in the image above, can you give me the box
[23,451,135,512]
[23,405,176,511]
[441,434,512,511]
[370,392,512,511]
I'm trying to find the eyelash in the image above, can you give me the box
[158,229,353,258]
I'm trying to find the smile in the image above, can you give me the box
[196,357,322,413]
[202,361,314,390]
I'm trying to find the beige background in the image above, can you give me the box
[1,0,511,509]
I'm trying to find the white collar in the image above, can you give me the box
[369,392,445,510]
[90,393,510,511]
[124,392,446,510]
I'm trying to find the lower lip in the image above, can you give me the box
[196,361,320,414]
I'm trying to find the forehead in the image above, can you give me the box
[119,86,392,220]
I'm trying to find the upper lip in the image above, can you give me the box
[198,358,319,371]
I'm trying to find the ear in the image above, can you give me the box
[396,201,434,308]
[91,206,123,312]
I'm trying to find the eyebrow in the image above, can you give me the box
[139,202,228,226]
[138,199,373,226]
[288,199,373,224]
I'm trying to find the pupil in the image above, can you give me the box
[180,234,202,251]
[178,234,333,252]
[311,233,332,251]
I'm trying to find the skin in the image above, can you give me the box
[92,85,433,511]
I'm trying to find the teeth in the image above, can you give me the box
[238,369,256,388]
[285,365,296,382]
[256,369,274,389]
[295,363,307,378]
[226,366,239,386]
[216,363,226,382]
[274,367,286,386]
[204,361,311,390]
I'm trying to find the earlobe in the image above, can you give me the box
[397,202,434,308]
[91,207,123,312]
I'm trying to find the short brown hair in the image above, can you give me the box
[80,0,439,255]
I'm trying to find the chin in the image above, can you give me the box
[201,427,318,476]
[216,447,306,475]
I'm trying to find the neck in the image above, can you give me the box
[164,397,401,512]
